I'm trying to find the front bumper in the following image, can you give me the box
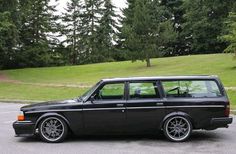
[13,121,35,137]
[210,117,233,128]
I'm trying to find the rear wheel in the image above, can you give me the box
[163,116,192,142]
[39,117,68,143]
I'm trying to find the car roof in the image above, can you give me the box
[101,75,219,82]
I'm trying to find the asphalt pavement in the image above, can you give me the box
[0,102,235,154]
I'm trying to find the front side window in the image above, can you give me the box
[95,83,124,100]
[162,80,222,98]
[129,82,159,99]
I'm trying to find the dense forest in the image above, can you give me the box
[0,0,236,69]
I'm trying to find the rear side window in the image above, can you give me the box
[129,82,160,99]
[162,80,222,98]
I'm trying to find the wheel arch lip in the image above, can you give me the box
[160,111,194,130]
[35,112,71,130]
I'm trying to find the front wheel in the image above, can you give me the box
[39,117,68,143]
[163,116,192,142]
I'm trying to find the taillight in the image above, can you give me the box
[224,104,230,117]
[17,111,25,121]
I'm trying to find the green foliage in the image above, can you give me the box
[121,0,177,67]
[0,0,19,69]
[62,0,83,65]
[96,0,119,60]
[18,0,59,67]
[0,12,18,69]
[182,0,234,54]
[1,0,236,69]
[220,12,236,58]
[80,0,104,63]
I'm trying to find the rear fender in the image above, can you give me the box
[160,112,194,130]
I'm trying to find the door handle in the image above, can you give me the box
[116,104,124,107]
[156,102,164,106]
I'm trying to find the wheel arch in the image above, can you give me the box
[35,112,71,130]
[160,111,194,130]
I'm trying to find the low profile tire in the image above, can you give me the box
[163,116,192,142]
[39,116,68,143]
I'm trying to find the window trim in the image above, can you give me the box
[160,79,224,99]
[127,81,161,100]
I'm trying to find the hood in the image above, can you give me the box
[21,99,81,112]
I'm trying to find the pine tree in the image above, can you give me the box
[117,0,136,51]
[159,0,186,56]
[80,0,103,63]
[97,0,119,60]
[220,12,236,58]
[0,0,19,69]
[62,0,83,65]
[122,0,177,67]
[182,0,234,54]
[0,12,18,69]
[19,0,59,67]
[151,0,178,57]
[124,0,155,67]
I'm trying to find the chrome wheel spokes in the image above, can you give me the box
[41,117,64,142]
[166,116,191,141]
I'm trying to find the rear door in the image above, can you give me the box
[124,81,166,133]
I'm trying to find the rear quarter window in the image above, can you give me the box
[162,80,223,98]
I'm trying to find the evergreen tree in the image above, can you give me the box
[150,0,177,57]
[159,0,186,56]
[117,0,136,51]
[0,0,19,69]
[80,0,103,63]
[19,0,59,67]
[122,0,177,67]
[220,12,236,58]
[182,0,234,54]
[124,0,156,67]
[62,0,83,65]
[0,12,18,69]
[97,0,119,60]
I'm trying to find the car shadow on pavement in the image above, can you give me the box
[16,130,223,143]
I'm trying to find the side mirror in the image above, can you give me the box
[90,95,95,103]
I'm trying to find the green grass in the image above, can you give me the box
[0,83,87,101]
[2,53,236,86]
[0,53,235,107]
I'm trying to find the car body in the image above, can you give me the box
[13,76,233,142]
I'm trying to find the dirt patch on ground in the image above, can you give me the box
[0,73,9,80]
[0,73,91,88]
[0,73,19,83]
[226,87,236,91]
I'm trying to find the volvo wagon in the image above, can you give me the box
[13,76,233,142]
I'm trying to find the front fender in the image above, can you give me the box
[35,112,70,129]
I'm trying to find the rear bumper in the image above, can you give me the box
[210,117,233,128]
[13,121,35,137]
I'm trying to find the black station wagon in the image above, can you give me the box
[13,76,233,142]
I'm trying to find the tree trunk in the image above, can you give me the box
[146,57,151,67]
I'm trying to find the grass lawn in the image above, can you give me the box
[0,53,235,108]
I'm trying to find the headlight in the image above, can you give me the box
[17,111,25,121]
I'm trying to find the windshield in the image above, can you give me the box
[79,81,101,101]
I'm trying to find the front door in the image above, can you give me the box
[83,82,126,134]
